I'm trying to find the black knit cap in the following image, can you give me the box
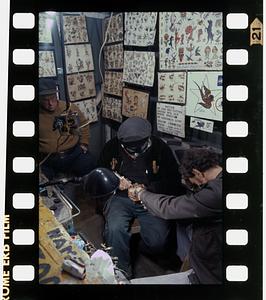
[39,78,57,96]
[117,117,152,143]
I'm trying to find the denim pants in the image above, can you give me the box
[103,195,172,276]
[41,144,96,180]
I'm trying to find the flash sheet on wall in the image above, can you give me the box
[159,12,222,70]
[124,12,157,46]
[104,13,124,44]
[67,72,96,101]
[158,72,186,104]
[157,102,185,138]
[65,44,94,74]
[102,96,123,123]
[122,88,149,119]
[104,43,124,70]
[39,13,53,43]
[39,51,56,78]
[73,99,98,123]
[190,117,214,133]
[186,71,222,121]
[63,15,89,44]
[104,71,123,97]
[123,51,155,87]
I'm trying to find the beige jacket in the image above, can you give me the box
[39,100,89,153]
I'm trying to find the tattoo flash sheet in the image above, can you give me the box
[159,12,222,70]
[158,72,187,104]
[102,96,123,123]
[39,13,53,43]
[104,71,123,97]
[157,102,185,138]
[64,44,94,74]
[104,43,124,70]
[104,13,124,44]
[67,72,96,101]
[122,88,149,119]
[63,15,89,44]
[39,51,56,77]
[123,51,155,87]
[186,71,222,121]
[73,98,98,123]
[124,12,157,46]
[190,116,214,133]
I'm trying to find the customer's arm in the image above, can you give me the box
[135,179,222,220]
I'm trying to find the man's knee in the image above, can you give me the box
[105,218,129,237]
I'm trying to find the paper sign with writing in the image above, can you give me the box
[104,43,124,70]
[122,88,149,119]
[190,117,214,133]
[104,13,124,44]
[102,96,123,123]
[39,13,53,43]
[157,102,185,138]
[65,44,94,74]
[159,12,222,70]
[73,98,98,123]
[39,51,57,77]
[123,51,155,87]
[63,15,89,44]
[124,12,157,46]
[104,71,123,97]
[158,72,187,104]
[67,72,96,101]
[186,71,222,121]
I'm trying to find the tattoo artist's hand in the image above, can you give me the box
[128,184,145,202]
[80,143,88,153]
[119,177,132,191]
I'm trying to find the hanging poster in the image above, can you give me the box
[104,71,123,97]
[104,43,124,70]
[122,88,149,119]
[67,72,96,101]
[39,13,53,43]
[104,13,124,44]
[159,12,222,70]
[64,44,94,74]
[186,71,222,121]
[39,51,56,78]
[73,98,98,123]
[190,117,214,133]
[102,96,123,123]
[157,102,185,138]
[158,72,187,104]
[124,12,157,46]
[123,51,155,87]
[63,15,89,44]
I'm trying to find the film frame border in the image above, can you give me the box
[3,0,263,299]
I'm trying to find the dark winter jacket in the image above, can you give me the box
[98,136,185,196]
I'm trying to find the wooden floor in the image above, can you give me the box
[65,183,181,279]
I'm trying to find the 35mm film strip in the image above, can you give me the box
[0,0,263,299]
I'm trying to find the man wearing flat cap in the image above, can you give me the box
[99,117,185,278]
[39,78,95,180]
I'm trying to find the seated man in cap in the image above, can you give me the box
[99,117,185,278]
[39,78,95,181]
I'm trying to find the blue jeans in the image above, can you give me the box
[41,144,96,180]
[176,223,192,262]
[103,195,172,276]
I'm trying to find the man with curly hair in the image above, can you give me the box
[129,147,222,284]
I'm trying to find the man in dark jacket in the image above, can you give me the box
[129,147,222,284]
[99,117,184,278]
